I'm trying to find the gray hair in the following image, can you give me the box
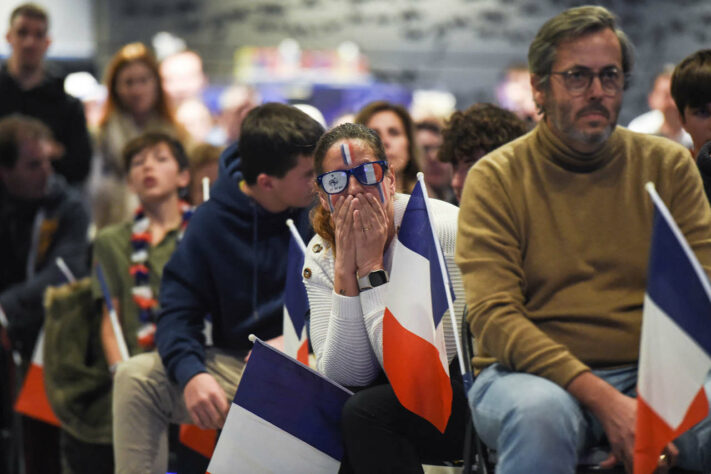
[528,5,634,91]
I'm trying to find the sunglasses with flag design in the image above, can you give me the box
[316,160,389,195]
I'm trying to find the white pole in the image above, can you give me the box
[202,176,211,202]
[55,257,76,283]
[95,264,130,361]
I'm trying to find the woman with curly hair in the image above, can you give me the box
[306,122,468,473]
[439,103,529,202]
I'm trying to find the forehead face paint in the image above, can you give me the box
[340,143,353,166]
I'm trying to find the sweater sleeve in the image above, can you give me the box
[155,234,209,389]
[305,246,381,387]
[666,150,711,278]
[456,162,589,388]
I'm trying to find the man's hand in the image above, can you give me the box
[595,390,637,472]
[183,373,229,430]
[567,372,636,472]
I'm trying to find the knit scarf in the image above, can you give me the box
[130,200,192,349]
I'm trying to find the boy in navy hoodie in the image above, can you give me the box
[112,103,324,473]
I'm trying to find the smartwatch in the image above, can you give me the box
[357,269,389,291]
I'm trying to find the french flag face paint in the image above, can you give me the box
[327,194,334,213]
[340,143,353,166]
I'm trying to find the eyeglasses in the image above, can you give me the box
[316,160,389,195]
[550,67,625,96]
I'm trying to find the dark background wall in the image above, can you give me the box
[94,0,711,124]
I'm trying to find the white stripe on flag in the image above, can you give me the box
[638,294,711,428]
[208,403,341,474]
[387,241,448,370]
[388,241,434,342]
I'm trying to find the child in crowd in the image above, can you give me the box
[60,132,191,473]
[670,49,711,202]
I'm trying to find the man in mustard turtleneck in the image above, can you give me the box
[456,6,711,474]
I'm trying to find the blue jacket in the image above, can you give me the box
[0,174,90,357]
[156,144,313,388]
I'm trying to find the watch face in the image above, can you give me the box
[369,270,388,287]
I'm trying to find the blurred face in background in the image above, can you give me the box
[115,60,159,121]
[366,111,409,174]
[451,149,485,203]
[0,138,53,200]
[127,142,189,204]
[416,127,451,190]
[6,14,50,73]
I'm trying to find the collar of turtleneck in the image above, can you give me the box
[536,118,621,173]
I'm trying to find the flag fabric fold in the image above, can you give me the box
[14,329,60,426]
[206,338,352,474]
[382,180,453,433]
[634,184,711,474]
[283,234,310,365]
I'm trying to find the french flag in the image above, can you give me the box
[382,180,453,433]
[634,183,711,474]
[206,338,352,474]
[283,233,310,365]
[14,329,60,426]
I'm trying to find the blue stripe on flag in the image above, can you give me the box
[397,182,451,326]
[647,207,711,355]
[233,340,352,460]
[285,236,309,334]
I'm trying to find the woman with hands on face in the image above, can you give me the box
[304,123,468,473]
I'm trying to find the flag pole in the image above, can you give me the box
[55,257,76,283]
[202,176,211,202]
[416,173,467,378]
[95,263,131,361]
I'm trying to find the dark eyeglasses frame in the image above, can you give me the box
[550,67,627,96]
[316,160,389,195]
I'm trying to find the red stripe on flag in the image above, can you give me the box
[383,308,452,433]
[179,424,217,459]
[297,339,309,366]
[14,363,60,426]
[634,388,709,474]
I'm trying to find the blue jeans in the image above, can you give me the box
[469,364,711,474]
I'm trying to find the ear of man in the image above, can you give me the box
[255,173,274,192]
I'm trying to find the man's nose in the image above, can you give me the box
[587,74,605,98]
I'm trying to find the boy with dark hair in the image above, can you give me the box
[112,103,324,473]
[57,132,191,473]
[671,50,711,202]
[671,49,711,160]
[439,103,528,202]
